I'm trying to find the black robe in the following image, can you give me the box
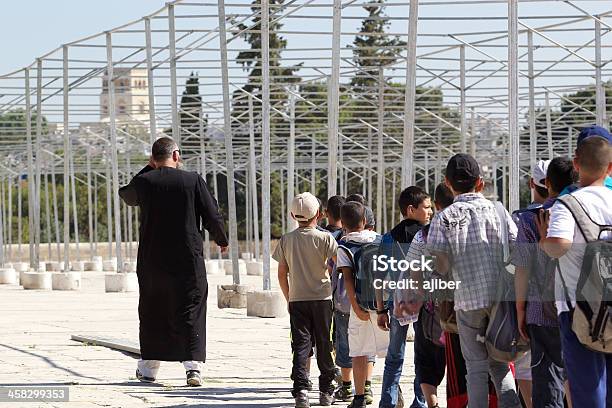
[119,165,228,362]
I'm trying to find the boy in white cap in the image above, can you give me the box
[274,192,339,408]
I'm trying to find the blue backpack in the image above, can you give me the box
[337,235,383,312]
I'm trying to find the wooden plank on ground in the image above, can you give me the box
[71,334,141,355]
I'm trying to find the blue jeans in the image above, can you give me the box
[559,312,612,408]
[379,316,425,408]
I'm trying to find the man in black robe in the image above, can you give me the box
[119,137,228,386]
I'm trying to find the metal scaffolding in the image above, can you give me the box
[0,0,610,280]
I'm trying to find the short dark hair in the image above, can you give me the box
[345,194,366,205]
[547,157,577,194]
[576,136,611,174]
[398,186,429,216]
[326,195,345,221]
[340,201,365,231]
[434,183,454,209]
[152,137,178,161]
[534,184,549,200]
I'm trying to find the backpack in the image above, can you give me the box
[338,235,383,311]
[557,194,612,353]
[485,202,529,362]
[330,230,350,313]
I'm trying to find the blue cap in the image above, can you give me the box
[577,125,612,146]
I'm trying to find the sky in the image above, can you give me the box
[0,0,168,74]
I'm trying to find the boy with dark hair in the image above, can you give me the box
[346,194,366,205]
[540,137,612,407]
[513,157,576,408]
[427,154,521,408]
[337,201,387,408]
[325,195,346,237]
[274,192,339,408]
[378,185,432,408]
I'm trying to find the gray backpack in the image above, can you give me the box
[557,194,612,353]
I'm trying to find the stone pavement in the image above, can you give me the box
[0,270,433,407]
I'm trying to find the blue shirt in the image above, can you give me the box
[559,176,612,196]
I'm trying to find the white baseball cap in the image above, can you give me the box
[291,192,319,221]
[532,159,550,188]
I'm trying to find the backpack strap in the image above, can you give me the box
[556,194,612,243]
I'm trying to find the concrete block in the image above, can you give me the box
[52,272,81,291]
[71,261,84,272]
[246,260,263,276]
[4,262,13,268]
[92,256,103,263]
[217,284,250,309]
[205,260,221,275]
[103,259,117,272]
[224,259,247,276]
[38,262,47,272]
[122,260,137,273]
[104,273,138,293]
[241,252,253,261]
[21,272,52,290]
[83,261,103,272]
[45,261,60,272]
[0,268,17,284]
[13,262,29,272]
[247,290,287,318]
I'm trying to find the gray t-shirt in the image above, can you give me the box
[272,226,338,302]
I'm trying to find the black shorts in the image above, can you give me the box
[414,319,446,387]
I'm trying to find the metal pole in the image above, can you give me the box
[508,0,520,212]
[168,4,180,147]
[248,96,260,261]
[545,91,553,159]
[199,118,210,260]
[44,173,51,260]
[460,45,467,153]
[70,151,80,262]
[106,33,123,272]
[50,171,60,262]
[287,90,297,231]
[376,68,385,234]
[328,0,341,197]
[280,170,286,233]
[367,127,372,207]
[527,30,537,201]
[86,148,94,260]
[62,45,71,270]
[470,107,476,158]
[217,0,240,284]
[105,159,113,260]
[402,0,419,187]
[594,19,605,127]
[35,60,43,267]
[392,168,397,227]
[93,175,98,256]
[311,135,316,193]
[211,157,221,261]
[25,68,36,269]
[7,177,11,262]
[261,0,272,290]
[144,17,157,144]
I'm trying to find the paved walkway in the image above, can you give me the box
[0,270,431,407]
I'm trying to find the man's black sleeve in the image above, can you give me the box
[118,165,153,206]
[196,174,229,247]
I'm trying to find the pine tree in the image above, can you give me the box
[179,72,202,141]
[351,1,406,91]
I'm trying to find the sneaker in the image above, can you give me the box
[186,370,202,387]
[364,383,373,405]
[348,397,367,408]
[319,391,335,406]
[295,390,310,408]
[135,369,155,383]
[334,385,353,402]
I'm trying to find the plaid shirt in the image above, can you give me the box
[427,193,517,311]
[512,198,558,327]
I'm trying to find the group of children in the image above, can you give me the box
[272,124,612,408]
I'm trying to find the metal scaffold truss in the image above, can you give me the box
[0,0,610,286]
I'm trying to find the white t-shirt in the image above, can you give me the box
[336,230,379,269]
[547,186,612,313]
